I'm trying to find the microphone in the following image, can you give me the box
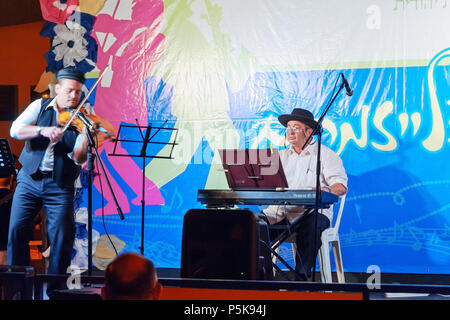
[341,73,353,96]
[76,112,95,130]
[77,112,111,136]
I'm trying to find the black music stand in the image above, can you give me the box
[0,139,16,178]
[109,120,178,255]
[218,148,288,190]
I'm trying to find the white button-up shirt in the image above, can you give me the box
[10,98,85,171]
[263,141,347,224]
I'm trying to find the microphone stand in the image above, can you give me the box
[82,120,125,277]
[301,72,347,281]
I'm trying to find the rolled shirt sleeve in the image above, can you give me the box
[10,99,42,139]
[11,98,86,168]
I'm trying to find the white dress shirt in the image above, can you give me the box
[263,141,348,224]
[10,98,85,170]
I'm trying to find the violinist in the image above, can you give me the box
[8,67,91,295]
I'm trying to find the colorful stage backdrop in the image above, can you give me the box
[38,0,450,274]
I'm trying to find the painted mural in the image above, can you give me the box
[37,0,450,274]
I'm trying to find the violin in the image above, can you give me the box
[57,108,84,132]
[57,106,116,142]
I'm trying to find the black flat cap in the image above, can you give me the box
[56,68,85,84]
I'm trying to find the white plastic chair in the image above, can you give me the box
[317,194,346,283]
[271,194,346,283]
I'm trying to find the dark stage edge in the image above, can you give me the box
[20,269,450,301]
[2,265,450,300]
[156,268,450,286]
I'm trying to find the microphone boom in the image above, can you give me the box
[341,73,354,96]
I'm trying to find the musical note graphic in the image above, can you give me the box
[387,221,405,244]
[406,226,425,251]
[161,187,184,214]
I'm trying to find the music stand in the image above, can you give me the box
[218,148,288,190]
[109,120,178,255]
[0,138,16,178]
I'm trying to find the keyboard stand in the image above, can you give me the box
[267,209,313,281]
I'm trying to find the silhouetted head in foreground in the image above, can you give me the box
[102,252,162,300]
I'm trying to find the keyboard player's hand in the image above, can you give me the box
[314,183,347,196]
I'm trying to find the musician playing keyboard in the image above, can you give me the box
[262,108,348,281]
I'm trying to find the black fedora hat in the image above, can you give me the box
[278,108,318,129]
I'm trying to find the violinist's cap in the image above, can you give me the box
[56,68,85,84]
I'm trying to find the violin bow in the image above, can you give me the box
[61,65,110,133]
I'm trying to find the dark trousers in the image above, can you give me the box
[7,169,75,294]
[267,211,330,281]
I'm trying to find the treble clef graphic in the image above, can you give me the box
[422,48,450,151]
